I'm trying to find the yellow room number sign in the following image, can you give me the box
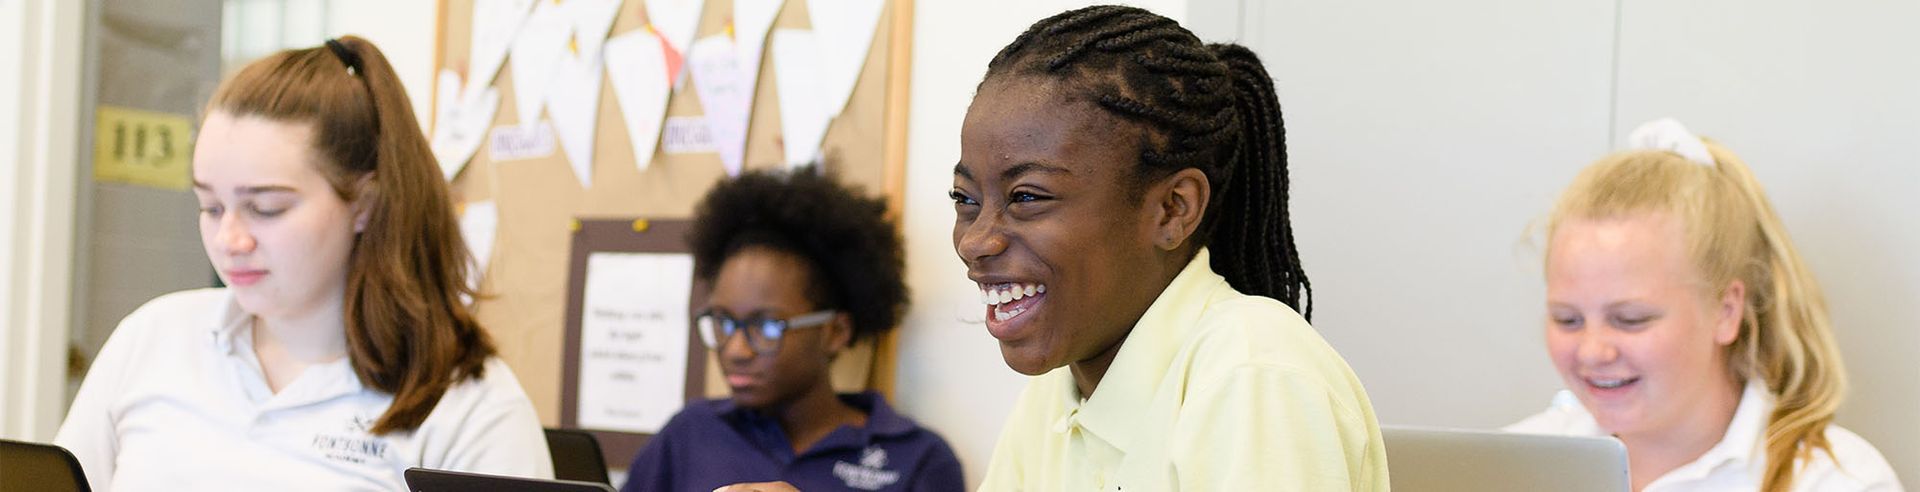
[93,106,193,191]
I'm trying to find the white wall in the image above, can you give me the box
[1229,0,1619,431]
[0,0,25,440]
[1609,0,1920,478]
[0,0,20,243]
[216,0,436,129]
[325,0,439,132]
[1,0,85,440]
[1200,0,1920,482]
[889,1,1187,488]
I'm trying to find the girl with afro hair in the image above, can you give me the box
[620,168,962,492]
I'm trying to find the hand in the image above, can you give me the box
[713,482,801,492]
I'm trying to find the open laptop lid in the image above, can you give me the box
[1383,425,1629,492]
[405,467,615,492]
[0,439,91,492]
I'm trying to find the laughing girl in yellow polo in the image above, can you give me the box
[949,6,1388,491]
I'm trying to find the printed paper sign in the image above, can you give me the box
[576,252,695,434]
[489,122,559,161]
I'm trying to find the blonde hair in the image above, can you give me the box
[1545,143,1846,491]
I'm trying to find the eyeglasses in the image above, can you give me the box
[696,309,837,355]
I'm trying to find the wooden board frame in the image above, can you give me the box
[558,218,706,468]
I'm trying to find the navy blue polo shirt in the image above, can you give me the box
[620,392,963,492]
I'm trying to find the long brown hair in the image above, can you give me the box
[1546,143,1845,491]
[207,36,496,434]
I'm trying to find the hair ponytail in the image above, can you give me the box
[1207,43,1310,318]
[982,6,1312,318]
[209,36,495,435]
[1706,144,1847,491]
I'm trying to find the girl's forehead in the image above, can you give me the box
[191,112,328,188]
[712,249,816,300]
[1548,215,1704,295]
[964,90,1138,174]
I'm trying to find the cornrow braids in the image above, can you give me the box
[983,5,1312,318]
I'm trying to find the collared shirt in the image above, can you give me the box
[620,392,963,492]
[978,249,1390,491]
[1507,381,1903,491]
[54,288,553,491]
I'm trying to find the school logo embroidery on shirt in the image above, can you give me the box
[311,415,390,465]
[832,446,901,490]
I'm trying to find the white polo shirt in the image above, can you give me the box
[55,288,553,491]
[1506,381,1902,491]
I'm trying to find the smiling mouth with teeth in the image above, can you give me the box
[980,282,1047,322]
[1588,377,1639,389]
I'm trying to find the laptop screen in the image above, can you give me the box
[405,467,615,492]
[0,439,91,492]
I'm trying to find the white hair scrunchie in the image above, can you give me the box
[1627,118,1716,166]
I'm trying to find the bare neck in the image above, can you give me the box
[250,304,349,393]
[1067,248,1191,399]
[1617,379,1743,491]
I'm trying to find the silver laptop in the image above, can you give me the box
[405,468,615,492]
[1383,425,1629,492]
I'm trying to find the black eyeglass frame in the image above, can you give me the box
[696,309,838,354]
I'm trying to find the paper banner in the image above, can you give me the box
[807,0,884,119]
[606,28,674,173]
[689,34,750,176]
[772,29,828,167]
[566,0,625,61]
[509,0,571,124]
[732,0,785,78]
[643,0,703,86]
[466,0,534,100]
[547,47,606,188]
[432,69,501,180]
[458,200,499,305]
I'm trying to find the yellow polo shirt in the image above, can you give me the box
[979,249,1388,491]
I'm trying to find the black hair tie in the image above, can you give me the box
[325,38,362,75]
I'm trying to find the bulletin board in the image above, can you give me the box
[430,0,914,441]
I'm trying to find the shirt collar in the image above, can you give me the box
[846,392,916,437]
[1660,380,1772,482]
[1554,379,1773,485]
[718,392,917,438]
[209,289,251,355]
[1073,248,1230,453]
[208,289,367,403]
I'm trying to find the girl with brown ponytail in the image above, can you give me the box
[1508,119,1900,491]
[54,37,552,490]
[952,5,1386,490]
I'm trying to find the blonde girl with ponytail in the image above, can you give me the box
[1506,119,1901,491]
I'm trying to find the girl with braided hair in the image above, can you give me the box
[951,6,1387,490]
[1507,119,1900,491]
